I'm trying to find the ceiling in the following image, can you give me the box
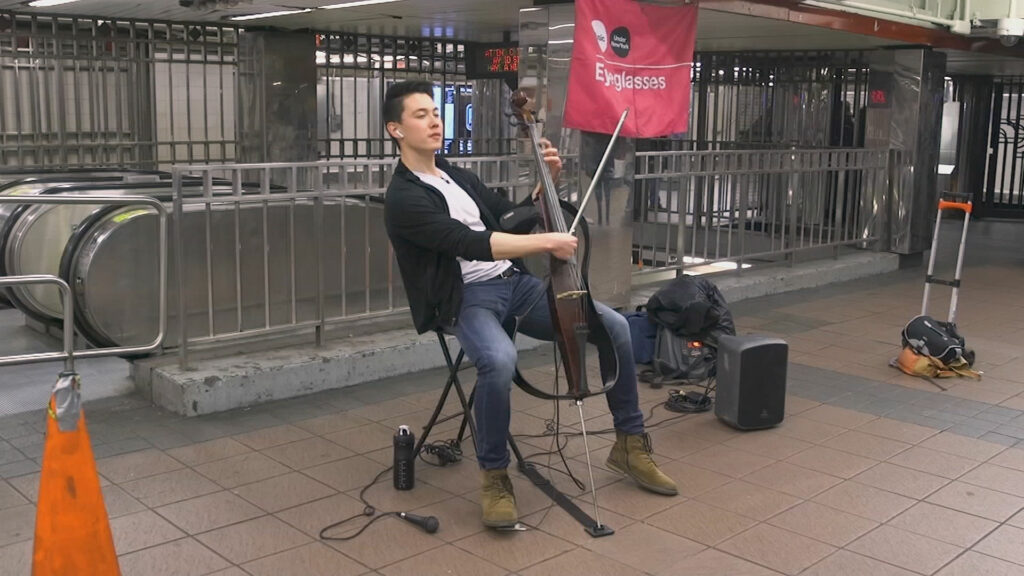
[0,0,1018,72]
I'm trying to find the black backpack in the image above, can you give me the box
[902,315,975,366]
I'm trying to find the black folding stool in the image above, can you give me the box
[413,328,613,537]
[413,329,529,465]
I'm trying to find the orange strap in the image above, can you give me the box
[938,200,972,213]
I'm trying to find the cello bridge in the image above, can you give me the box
[556,290,587,300]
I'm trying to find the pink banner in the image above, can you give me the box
[563,0,697,138]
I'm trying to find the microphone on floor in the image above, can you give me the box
[397,512,439,534]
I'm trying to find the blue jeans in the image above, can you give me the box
[454,270,643,470]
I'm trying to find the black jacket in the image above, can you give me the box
[385,156,526,334]
[646,275,736,346]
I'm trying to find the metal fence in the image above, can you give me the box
[169,156,542,368]
[168,147,897,365]
[0,12,239,170]
[632,147,900,274]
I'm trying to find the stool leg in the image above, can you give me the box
[414,341,465,457]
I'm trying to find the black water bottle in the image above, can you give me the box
[393,425,415,490]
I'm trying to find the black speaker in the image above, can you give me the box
[714,335,788,430]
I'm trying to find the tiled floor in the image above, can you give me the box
[0,219,1023,575]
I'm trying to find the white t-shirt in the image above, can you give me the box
[413,169,512,283]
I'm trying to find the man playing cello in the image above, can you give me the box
[382,80,677,529]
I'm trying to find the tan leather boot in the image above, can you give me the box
[480,468,518,528]
[606,431,678,495]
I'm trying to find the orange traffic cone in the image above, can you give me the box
[32,372,120,575]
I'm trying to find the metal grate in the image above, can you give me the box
[0,11,239,170]
[314,33,474,159]
[982,78,1024,218]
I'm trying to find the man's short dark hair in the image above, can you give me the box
[383,79,435,126]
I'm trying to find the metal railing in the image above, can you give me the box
[169,156,545,369]
[169,148,898,367]
[632,147,901,274]
[0,195,167,366]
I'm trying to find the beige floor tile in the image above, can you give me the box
[583,522,704,574]
[588,478,687,520]
[117,537,230,576]
[742,461,842,499]
[823,430,911,461]
[522,503,635,546]
[784,395,822,415]
[847,525,963,575]
[242,542,368,576]
[232,424,313,451]
[322,515,442,569]
[411,496,488,543]
[695,480,801,521]
[960,463,1024,498]
[989,447,1024,472]
[519,547,649,576]
[293,411,374,436]
[155,491,264,534]
[348,399,423,422]
[718,523,835,575]
[0,481,26,510]
[261,436,358,470]
[166,438,252,467]
[195,452,291,489]
[766,501,878,547]
[454,521,575,572]
[323,423,399,455]
[378,544,504,576]
[655,548,783,576]
[646,427,717,460]
[101,484,147,519]
[0,541,33,576]
[772,416,847,444]
[274,493,368,538]
[348,477,453,513]
[655,460,732,498]
[799,404,877,429]
[855,417,940,444]
[852,462,950,499]
[888,446,982,479]
[812,481,915,522]
[801,550,918,576]
[936,551,1024,576]
[196,515,311,564]
[1011,509,1024,528]
[200,568,249,576]
[919,431,1008,461]
[0,504,34,547]
[888,502,999,547]
[417,460,481,496]
[722,431,814,460]
[97,449,184,484]
[109,510,186,555]
[785,446,877,479]
[646,500,757,546]
[668,415,745,444]
[926,481,1024,522]
[120,467,220,508]
[232,471,336,513]
[686,445,775,478]
[974,525,1024,566]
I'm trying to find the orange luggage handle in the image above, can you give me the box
[938,200,972,214]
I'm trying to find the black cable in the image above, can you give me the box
[319,467,399,542]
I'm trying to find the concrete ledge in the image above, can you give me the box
[630,251,900,308]
[145,329,543,416]
[144,250,898,416]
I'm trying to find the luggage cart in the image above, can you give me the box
[922,198,973,326]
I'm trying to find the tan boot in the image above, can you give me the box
[480,468,518,528]
[606,431,678,495]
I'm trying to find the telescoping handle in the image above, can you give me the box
[922,199,972,324]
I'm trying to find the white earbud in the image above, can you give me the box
[395,129,405,138]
